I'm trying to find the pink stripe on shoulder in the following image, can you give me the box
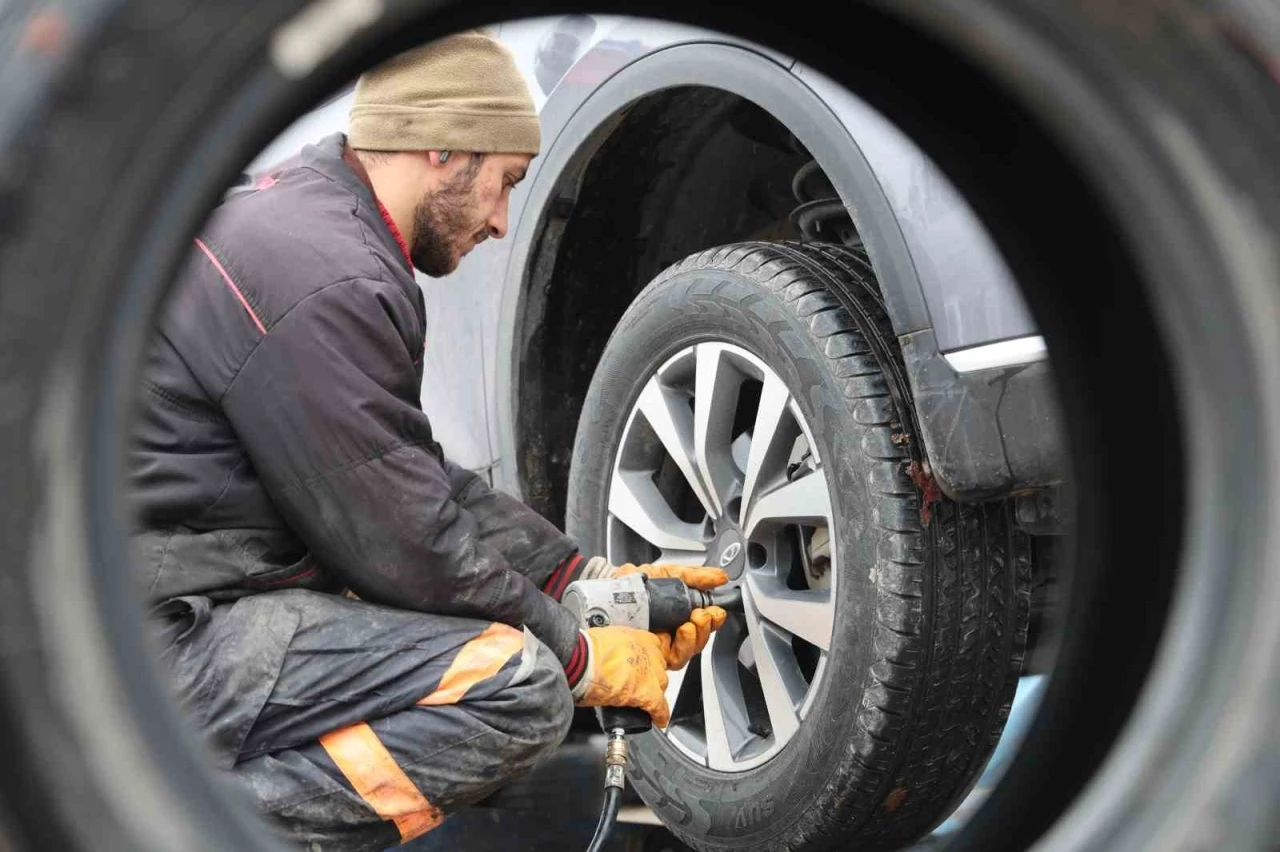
[194,238,267,335]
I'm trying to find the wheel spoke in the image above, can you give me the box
[744,590,804,742]
[657,549,707,566]
[743,467,832,538]
[693,344,739,517]
[662,662,690,730]
[738,372,798,527]
[744,571,835,652]
[609,470,708,554]
[700,631,739,770]
[636,377,719,519]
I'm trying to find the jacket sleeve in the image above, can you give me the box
[442,459,580,589]
[219,278,581,664]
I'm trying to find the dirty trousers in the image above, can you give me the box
[150,468,580,851]
[159,590,575,851]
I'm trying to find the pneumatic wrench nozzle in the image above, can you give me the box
[702,585,744,613]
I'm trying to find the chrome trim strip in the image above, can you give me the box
[943,335,1048,372]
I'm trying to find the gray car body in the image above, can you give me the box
[250,15,1063,505]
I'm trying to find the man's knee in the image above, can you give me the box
[514,632,575,745]
[487,630,574,766]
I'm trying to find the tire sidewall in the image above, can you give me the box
[565,262,886,844]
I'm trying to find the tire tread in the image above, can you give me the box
[616,241,1032,852]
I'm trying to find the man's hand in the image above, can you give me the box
[656,606,728,670]
[610,561,729,590]
[613,564,730,669]
[575,557,732,671]
[572,626,671,727]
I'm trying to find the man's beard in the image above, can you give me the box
[410,167,479,277]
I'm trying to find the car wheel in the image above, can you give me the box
[565,241,1033,851]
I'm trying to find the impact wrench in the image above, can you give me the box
[562,573,744,852]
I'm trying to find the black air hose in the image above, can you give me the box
[584,786,623,852]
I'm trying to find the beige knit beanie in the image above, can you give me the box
[349,31,540,155]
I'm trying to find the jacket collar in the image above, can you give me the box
[301,132,412,272]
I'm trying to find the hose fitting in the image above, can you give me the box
[586,727,629,852]
[604,727,629,789]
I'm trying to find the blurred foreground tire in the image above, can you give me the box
[0,2,1277,852]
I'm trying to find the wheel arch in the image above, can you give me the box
[494,42,931,521]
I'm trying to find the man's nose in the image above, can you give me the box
[487,199,510,240]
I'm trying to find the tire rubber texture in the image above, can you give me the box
[566,241,1033,851]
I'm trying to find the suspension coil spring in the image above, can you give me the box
[789,159,860,246]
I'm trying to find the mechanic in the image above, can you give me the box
[129,31,727,851]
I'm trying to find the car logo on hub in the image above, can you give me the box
[720,542,742,567]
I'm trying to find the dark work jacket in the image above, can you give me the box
[130,132,580,669]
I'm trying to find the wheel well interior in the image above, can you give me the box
[514,86,846,523]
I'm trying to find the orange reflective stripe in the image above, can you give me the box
[318,723,443,841]
[418,622,524,707]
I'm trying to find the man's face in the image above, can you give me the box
[410,152,531,277]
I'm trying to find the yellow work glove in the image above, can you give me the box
[572,626,671,727]
[656,606,728,670]
[613,562,730,591]
[575,557,732,672]
[613,564,730,669]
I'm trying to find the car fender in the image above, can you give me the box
[492,39,947,496]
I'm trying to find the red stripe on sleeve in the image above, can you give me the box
[194,238,267,335]
[563,633,588,686]
[544,553,583,601]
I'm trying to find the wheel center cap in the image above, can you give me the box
[713,529,746,578]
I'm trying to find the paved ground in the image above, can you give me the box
[408,677,1047,852]
[412,809,689,852]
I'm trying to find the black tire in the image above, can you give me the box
[565,241,1032,851]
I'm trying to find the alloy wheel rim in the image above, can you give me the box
[606,341,838,771]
